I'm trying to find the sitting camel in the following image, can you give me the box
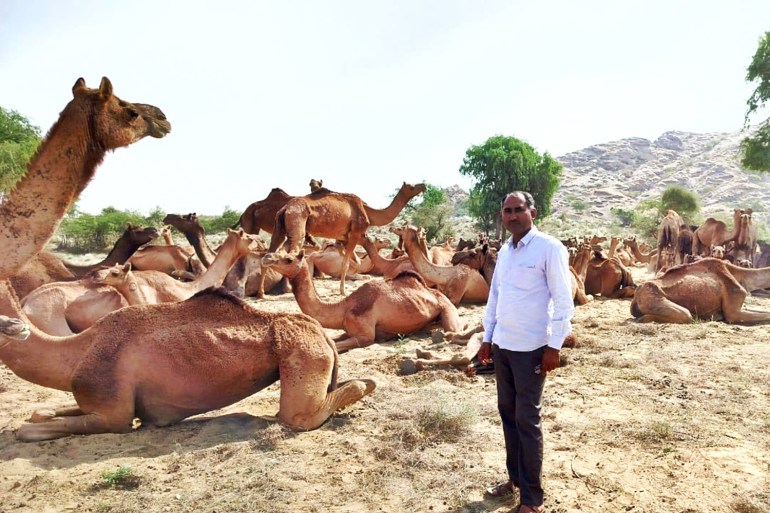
[623,237,657,264]
[22,229,253,335]
[584,251,636,299]
[450,244,497,287]
[127,241,204,277]
[0,77,170,282]
[261,251,463,353]
[391,224,489,305]
[630,258,770,323]
[10,224,160,299]
[0,281,375,441]
[359,234,417,279]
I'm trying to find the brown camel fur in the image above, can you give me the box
[0,280,375,441]
[22,229,252,335]
[692,209,743,257]
[0,77,170,281]
[361,182,427,226]
[261,251,463,353]
[391,224,489,305]
[630,258,770,324]
[160,225,174,245]
[10,224,160,300]
[232,187,319,249]
[584,251,636,299]
[732,212,759,265]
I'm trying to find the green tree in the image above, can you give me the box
[660,185,700,220]
[0,107,42,193]
[198,206,241,234]
[406,184,454,243]
[58,206,146,252]
[459,135,562,236]
[742,31,770,172]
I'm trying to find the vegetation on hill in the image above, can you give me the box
[742,30,770,172]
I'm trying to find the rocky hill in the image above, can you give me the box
[551,125,770,227]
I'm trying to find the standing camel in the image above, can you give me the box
[270,183,426,294]
[0,77,170,280]
[0,281,375,441]
[656,210,683,270]
[692,209,744,257]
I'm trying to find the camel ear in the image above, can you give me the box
[122,263,132,272]
[72,77,87,96]
[297,250,305,261]
[126,222,134,229]
[99,77,113,100]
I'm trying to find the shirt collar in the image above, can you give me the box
[507,225,539,248]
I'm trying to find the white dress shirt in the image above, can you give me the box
[482,225,574,351]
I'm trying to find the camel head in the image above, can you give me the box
[451,246,485,269]
[309,179,324,192]
[89,262,133,288]
[399,182,428,200]
[736,258,754,268]
[70,77,171,147]
[126,224,160,246]
[163,213,204,234]
[710,245,725,259]
[0,315,31,342]
[390,224,419,244]
[261,250,306,279]
[372,236,391,251]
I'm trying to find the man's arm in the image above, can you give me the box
[542,242,575,372]
[479,247,503,364]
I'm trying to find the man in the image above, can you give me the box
[479,191,574,513]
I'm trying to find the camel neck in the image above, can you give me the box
[289,264,345,327]
[0,280,86,391]
[363,191,410,227]
[183,230,217,268]
[189,235,243,292]
[0,108,104,280]
[731,265,770,292]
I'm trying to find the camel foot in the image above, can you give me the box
[28,409,56,423]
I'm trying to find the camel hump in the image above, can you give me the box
[392,269,427,286]
[191,286,249,307]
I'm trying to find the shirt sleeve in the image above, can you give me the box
[481,249,501,343]
[545,242,575,349]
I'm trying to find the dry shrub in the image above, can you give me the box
[250,423,290,451]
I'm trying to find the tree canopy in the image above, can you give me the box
[660,185,700,220]
[459,135,562,235]
[742,31,770,172]
[0,107,41,193]
[402,183,454,243]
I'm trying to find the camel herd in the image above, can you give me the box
[1,77,769,442]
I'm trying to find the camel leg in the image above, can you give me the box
[276,338,375,430]
[436,293,463,333]
[338,238,359,296]
[16,411,135,442]
[414,355,470,371]
[633,299,693,324]
[721,287,770,324]
[444,324,483,343]
[334,319,376,353]
[29,404,84,423]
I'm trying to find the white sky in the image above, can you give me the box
[1,1,769,215]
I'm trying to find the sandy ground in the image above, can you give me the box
[1,264,769,513]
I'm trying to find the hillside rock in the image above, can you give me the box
[552,125,770,226]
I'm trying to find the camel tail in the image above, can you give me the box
[659,224,675,250]
[230,217,242,230]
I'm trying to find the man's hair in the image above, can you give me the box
[501,191,535,208]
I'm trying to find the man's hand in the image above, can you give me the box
[478,342,492,365]
[541,347,560,375]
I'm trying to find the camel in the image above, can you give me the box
[0,280,375,441]
[630,258,770,324]
[0,315,30,341]
[391,224,489,305]
[270,183,426,295]
[732,212,759,265]
[359,234,417,279]
[22,229,253,335]
[163,213,218,267]
[584,251,636,299]
[159,225,174,245]
[0,77,170,281]
[449,244,497,287]
[623,237,657,264]
[607,236,634,267]
[261,251,463,353]
[568,243,593,305]
[309,179,324,192]
[656,210,683,270]
[127,243,204,277]
[692,209,744,257]
[306,236,391,279]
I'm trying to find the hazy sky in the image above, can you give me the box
[1,1,769,215]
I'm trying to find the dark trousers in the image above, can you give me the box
[493,344,546,506]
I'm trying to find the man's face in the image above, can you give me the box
[501,194,536,239]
